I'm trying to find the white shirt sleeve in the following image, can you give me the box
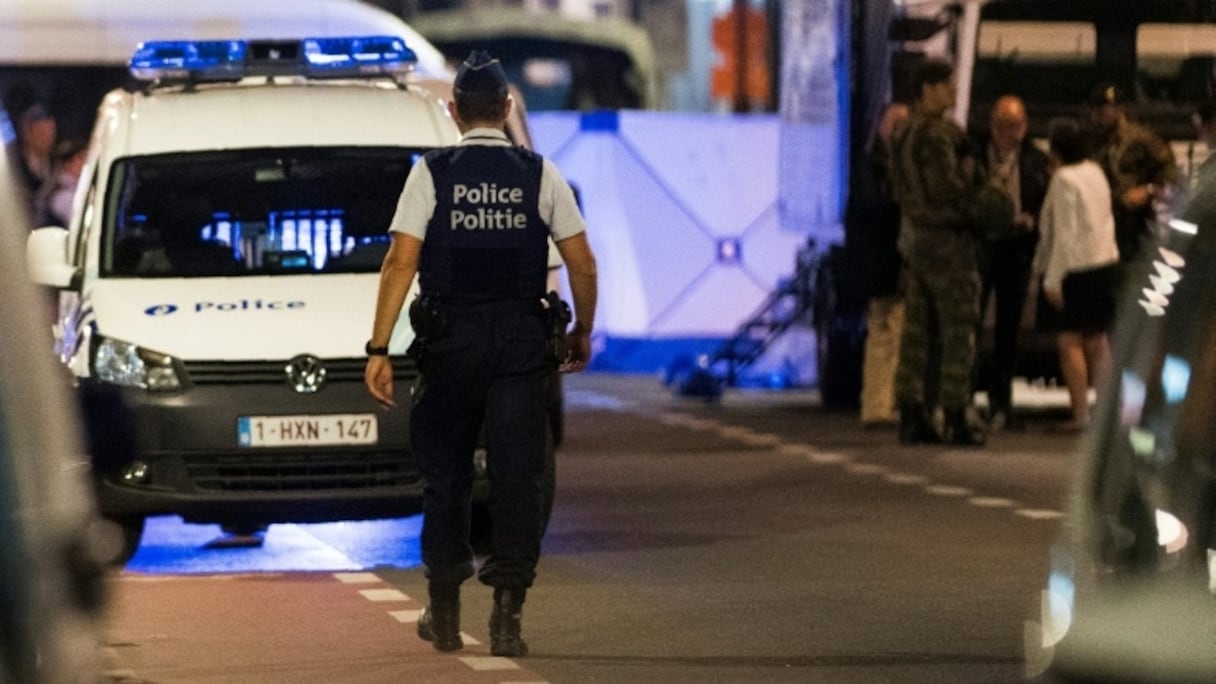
[1042,177,1082,293]
[387,158,436,241]
[539,158,586,242]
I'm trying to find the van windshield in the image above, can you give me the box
[101,147,425,278]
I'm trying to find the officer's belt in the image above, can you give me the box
[424,295,543,315]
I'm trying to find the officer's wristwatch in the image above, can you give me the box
[365,340,390,357]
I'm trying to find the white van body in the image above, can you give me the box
[26,36,460,561]
[0,0,454,148]
[0,0,450,78]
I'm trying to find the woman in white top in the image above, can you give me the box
[1034,117,1121,431]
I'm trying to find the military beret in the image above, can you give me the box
[453,50,508,96]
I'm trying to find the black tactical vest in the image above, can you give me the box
[419,144,549,301]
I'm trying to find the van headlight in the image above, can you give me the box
[93,337,182,391]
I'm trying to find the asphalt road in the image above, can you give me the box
[104,373,1081,683]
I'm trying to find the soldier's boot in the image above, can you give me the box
[417,583,463,652]
[489,588,528,657]
[899,403,942,445]
[943,408,986,447]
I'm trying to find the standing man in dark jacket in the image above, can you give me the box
[973,95,1053,430]
[1086,84,1177,267]
[889,58,985,446]
[365,51,598,657]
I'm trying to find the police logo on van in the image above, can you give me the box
[143,300,305,316]
[145,304,179,316]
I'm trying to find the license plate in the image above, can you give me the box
[237,413,378,447]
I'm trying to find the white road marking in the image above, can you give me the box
[883,473,930,486]
[1015,509,1064,520]
[358,588,410,602]
[776,443,818,457]
[969,497,1018,508]
[333,572,381,584]
[388,609,481,644]
[735,432,784,447]
[616,397,1064,527]
[459,656,521,671]
[924,485,974,497]
[809,451,850,465]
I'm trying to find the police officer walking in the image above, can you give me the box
[364,51,598,657]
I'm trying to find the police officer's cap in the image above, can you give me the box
[454,51,509,96]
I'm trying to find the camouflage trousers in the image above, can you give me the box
[895,265,980,411]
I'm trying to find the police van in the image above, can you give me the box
[25,36,474,563]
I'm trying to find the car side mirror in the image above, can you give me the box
[27,226,77,288]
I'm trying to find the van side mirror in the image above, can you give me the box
[27,226,77,288]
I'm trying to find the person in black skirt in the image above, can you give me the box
[1034,117,1121,431]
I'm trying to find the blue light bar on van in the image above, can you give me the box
[129,36,416,82]
[129,41,247,81]
[303,36,415,73]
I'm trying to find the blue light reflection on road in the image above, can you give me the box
[126,515,424,574]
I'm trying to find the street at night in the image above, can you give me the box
[104,374,1076,683]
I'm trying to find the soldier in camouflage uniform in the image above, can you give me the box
[888,58,985,447]
[1086,84,1178,266]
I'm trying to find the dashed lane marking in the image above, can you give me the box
[809,451,850,465]
[389,609,423,623]
[883,473,931,486]
[333,572,381,584]
[1015,509,1065,521]
[358,588,410,602]
[593,393,1065,528]
[713,424,783,447]
[776,443,818,457]
[459,656,521,671]
[969,497,1018,508]
[924,485,975,497]
[388,609,482,646]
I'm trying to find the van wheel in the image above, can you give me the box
[104,517,145,567]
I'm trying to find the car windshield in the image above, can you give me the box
[101,147,425,278]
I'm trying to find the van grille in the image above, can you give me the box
[184,450,419,492]
[183,357,414,385]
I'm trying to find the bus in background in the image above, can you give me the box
[891,0,1216,175]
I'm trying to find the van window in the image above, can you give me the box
[973,20,1099,131]
[101,146,425,278]
[1137,24,1216,103]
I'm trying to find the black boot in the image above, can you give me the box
[899,404,941,445]
[944,408,985,447]
[489,588,528,657]
[417,583,462,652]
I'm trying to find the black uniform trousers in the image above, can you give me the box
[410,299,550,590]
[978,231,1037,413]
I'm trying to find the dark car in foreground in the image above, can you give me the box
[0,150,107,683]
[1029,213,1216,682]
